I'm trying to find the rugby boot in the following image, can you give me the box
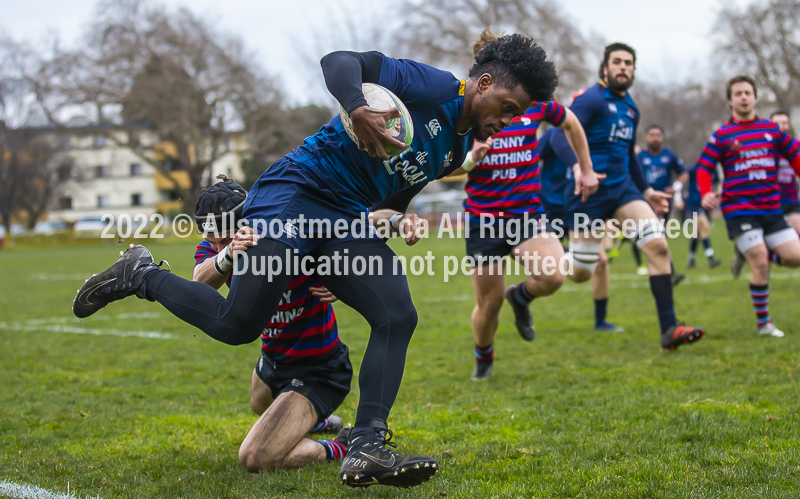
[340,419,437,488]
[757,322,785,338]
[471,358,493,381]
[73,244,168,319]
[661,324,705,351]
[504,285,535,341]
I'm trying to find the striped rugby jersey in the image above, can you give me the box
[463,101,566,217]
[697,116,800,218]
[777,156,799,205]
[194,241,339,363]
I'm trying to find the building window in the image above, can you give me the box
[131,193,142,206]
[94,135,107,148]
[59,197,72,210]
[97,195,109,208]
[95,165,109,178]
[57,164,72,181]
[130,163,142,176]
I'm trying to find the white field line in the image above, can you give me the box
[0,320,177,340]
[0,481,101,499]
[420,270,800,302]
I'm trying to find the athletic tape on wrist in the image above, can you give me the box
[389,213,403,231]
[214,246,233,274]
[462,151,477,172]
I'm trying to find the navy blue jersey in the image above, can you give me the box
[638,148,685,191]
[687,164,717,207]
[284,55,472,212]
[538,127,577,207]
[568,82,639,186]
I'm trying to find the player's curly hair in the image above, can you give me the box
[468,34,558,103]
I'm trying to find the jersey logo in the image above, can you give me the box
[442,151,453,169]
[627,108,636,119]
[284,221,298,238]
[521,117,532,125]
[459,80,465,96]
[608,103,617,113]
[642,158,651,165]
[426,119,441,138]
[765,133,773,141]
[416,151,428,165]
[661,155,670,164]
[740,223,752,231]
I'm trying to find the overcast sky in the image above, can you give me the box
[2,0,750,105]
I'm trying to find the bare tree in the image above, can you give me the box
[16,0,283,213]
[635,80,731,165]
[396,0,598,97]
[715,0,800,109]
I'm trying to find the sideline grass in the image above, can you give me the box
[2,226,800,498]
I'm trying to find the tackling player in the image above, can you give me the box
[684,164,722,269]
[73,34,560,488]
[636,125,689,283]
[770,110,800,235]
[698,76,800,338]
[539,126,623,333]
[192,177,352,472]
[563,43,705,350]
[457,29,598,381]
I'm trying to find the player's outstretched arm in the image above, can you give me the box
[193,253,230,290]
[320,51,404,159]
[369,209,426,246]
[558,109,598,200]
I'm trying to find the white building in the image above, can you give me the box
[45,127,246,224]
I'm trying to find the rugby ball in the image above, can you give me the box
[339,83,414,156]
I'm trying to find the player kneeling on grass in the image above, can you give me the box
[194,176,353,471]
[697,76,800,338]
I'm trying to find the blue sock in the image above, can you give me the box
[317,440,347,460]
[310,419,329,433]
[514,283,534,305]
[649,275,677,334]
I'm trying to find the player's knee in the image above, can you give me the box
[384,297,418,338]
[535,272,564,294]
[643,237,670,262]
[477,291,504,316]
[567,241,601,279]
[239,443,285,472]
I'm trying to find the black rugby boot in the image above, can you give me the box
[339,419,438,488]
[73,244,168,319]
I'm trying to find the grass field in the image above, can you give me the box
[2,225,800,498]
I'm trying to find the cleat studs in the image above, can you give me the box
[401,468,406,473]
[424,463,430,467]
[394,471,399,476]
[342,474,347,481]
[129,243,134,248]
[414,464,420,469]
[432,463,437,468]
[354,474,361,480]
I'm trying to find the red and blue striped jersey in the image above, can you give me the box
[777,156,799,205]
[194,241,339,363]
[697,117,800,218]
[463,101,567,218]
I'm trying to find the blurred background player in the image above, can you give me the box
[684,164,722,268]
[563,42,705,351]
[635,125,689,284]
[459,29,598,381]
[192,177,352,472]
[539,126,623,333]
[698,76,800,338]
[770,110,800,235]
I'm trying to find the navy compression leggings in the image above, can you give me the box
[144,238,418,427]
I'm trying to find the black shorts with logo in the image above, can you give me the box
[255,342,352,423]
[724,214,790,240]
[465,213,556,260]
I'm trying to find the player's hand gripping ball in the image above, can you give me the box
[340,83,414,156]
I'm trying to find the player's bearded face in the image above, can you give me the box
[604,51,635,92]
[471,81,531,141]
